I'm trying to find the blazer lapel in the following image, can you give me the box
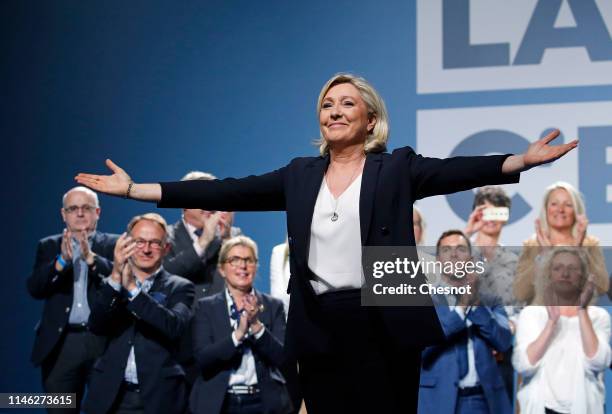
[149,269,169,293]
[360,152,382,245]
[213,292,234,336]
[175,221,194,251]
[253,290,270,326]
[90,231,105,255]
[293,155,329,269]
[89,232,104,285]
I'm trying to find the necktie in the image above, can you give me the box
[194,228,203,237]
[69,239,90,324]
[456,329,469,379]
[72,239,83,278]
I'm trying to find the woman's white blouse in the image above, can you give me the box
[513,306,611,414]
[308,174,363,295]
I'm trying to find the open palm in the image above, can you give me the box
[75,159,131,196]
[524,129,578,168]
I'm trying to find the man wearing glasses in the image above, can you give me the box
[27,186,119,413]
[85,213,194,414]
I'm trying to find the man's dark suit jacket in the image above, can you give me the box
[189,290,292,414]
[158,147,520,358]
[84,269,195,414]
[27,231,118,366]
[164,220,225,299]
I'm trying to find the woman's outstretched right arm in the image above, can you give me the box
[76,158,287,212]
[75,159,161,202]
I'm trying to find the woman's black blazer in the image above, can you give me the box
[158,146,520,357]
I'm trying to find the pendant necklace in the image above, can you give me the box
[331,210,339,222]
[326,157,364,222]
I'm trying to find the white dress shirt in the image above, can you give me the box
[227,289,265,386]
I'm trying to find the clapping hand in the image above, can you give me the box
[60,229,74,262]
[234,311,250,342]
[579,276,595,309]
[121,261,137,292]
[111,233,136,284]
[55,229,74,271]
[535,219,552,247]
[464,205,486,237]
[75,230,95,266]
[574,214,588,247]
[217,212,234,240]
[546,305,561,323]
[242,294,263,323]
[234,294,264,341]
[197,212,221,248]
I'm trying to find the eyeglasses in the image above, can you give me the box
[225,256,257,267]
[133,238,165,250]
[64,205,97,214]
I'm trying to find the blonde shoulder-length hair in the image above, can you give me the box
[538,181,586,239]
[532,247,591,305]
[315,73,390,156]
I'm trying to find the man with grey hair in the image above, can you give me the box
[27,186,119,413]
[85,213,195,414]
[164,171,241,299]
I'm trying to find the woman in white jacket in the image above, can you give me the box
[270,239,291,316]
[513,247,611,414]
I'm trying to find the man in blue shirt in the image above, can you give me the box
[27,187,118,413]
[418,230,513,414]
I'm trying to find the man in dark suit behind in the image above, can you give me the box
[27,186,118,413]
[85,213,195,414]
[190,235,292,414]
[164,171,240,300]
[163,171,242,392]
